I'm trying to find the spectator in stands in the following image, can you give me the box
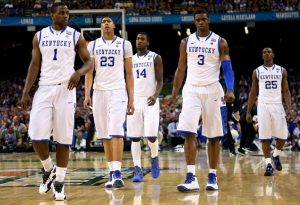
[0,122,21,152]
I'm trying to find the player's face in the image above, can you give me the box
[136,34,149,50]
[52,5,69,27]
[101,17,115,32]
[262,48,274,61]
[194,13,210,32]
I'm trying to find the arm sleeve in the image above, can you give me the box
[221,60,235,90]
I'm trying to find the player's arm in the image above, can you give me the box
[68,35,93,90]
[84,41,95,109]
[171,38,187,100]
[246,70,259,123]
[220,38,235,103]
[148,54,163,106]
[21,34,41,109]
[124,40,134,115]
[282,68,292,112]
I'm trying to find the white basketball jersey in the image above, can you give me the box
[37,26,79,85]
[256,64,283,104]
[186,32,221,86]
[88,36,133,90]
[132,51,157,97]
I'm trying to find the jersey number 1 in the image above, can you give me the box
[53,48,57,60]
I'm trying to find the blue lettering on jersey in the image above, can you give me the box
[188,47,215,54]
[259,75,281,80]
[41,40,71,47]
[95,49,121,55]
[132,62,152,68]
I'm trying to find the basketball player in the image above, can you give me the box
[84,17,134,189]
[127,32,163,182]
[171,9,235,192]
[20,2,92,201]
[246,47,291,176]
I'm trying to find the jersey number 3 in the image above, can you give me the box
[198,54,204,65]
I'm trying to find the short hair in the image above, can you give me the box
[101,16,114,23]
[194,9,209,18]
[137,32,150,42]
[50,2,66,14]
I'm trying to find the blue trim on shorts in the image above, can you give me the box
[127,136,143,139]
[54,141,72,147]
[144,136,158,138]
[110,135,124,138]
[177,130,197,137]
[203,135,223,140]
[31,139,49,142]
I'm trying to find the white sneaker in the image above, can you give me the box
[112,170,124,189]
[53,181,66,201]
[39,166,56,194]
[177,173,200,192]
[105,171,113,189]
[206,173,218,190]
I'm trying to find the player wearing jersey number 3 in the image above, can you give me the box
[171,9,235,192]
[246,47,292,176]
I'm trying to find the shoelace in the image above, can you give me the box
[208,173,216,184]
[184,173,194,183]
[42,169,50,183]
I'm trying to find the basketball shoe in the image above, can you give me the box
[105,171,113,189]
[206,173,218,190]
[264,163,274,176]
[39,166,56,194]
[177,173,200,192]
[132,166,143,182]
[112,170,124,189]
[151,156,160,178]
[53,181,66,201]
[272,155,282,171]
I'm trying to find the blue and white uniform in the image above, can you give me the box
[29,26,79,145]
[127,51,160,138]
[177,31,224,138]
[87,36,133,139]
[256,64,288,140]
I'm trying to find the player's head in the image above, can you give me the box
[194,9,210,32]
[50,2,69,28]
[262,47,274,62]
[100,17,115,33]
[136,32,150,51]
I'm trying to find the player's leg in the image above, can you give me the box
[271,104,289,171]
[109,89,128,188]
[176,85,201,192]
[145,99,160,178]
[28,86,56,195]
[257,103,273,176]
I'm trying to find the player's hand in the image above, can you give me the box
[20,92,30,110]
[224,90,235,103]
[147,96,157,106]
[127,101,135,115]
[68,71,81,90]
[246,112,252,124]
[84,96,92,109]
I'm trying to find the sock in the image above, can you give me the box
[273,148,281,157]
[187,165,196,175]
[41,156,53,172]
[209,169,217,175]
[265,158,271,166]
[131,141,141,167]
[108,161,113,172]
[112,161,122,171]
[56,167,67,182]
[148,139,159,158]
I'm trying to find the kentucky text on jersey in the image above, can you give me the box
[41,40,71,47]
[95,49,121,55]
[259,74,281,80]
[133,62,152,68]
[188,47,216,54]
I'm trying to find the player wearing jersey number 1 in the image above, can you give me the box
[20,2,92,201]
[246,47,292,176]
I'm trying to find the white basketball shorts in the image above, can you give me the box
[28,83,76,145]
[92,89,128,140]
[257,103,288,140]
[177,82,224,138]
[127,96,159,138]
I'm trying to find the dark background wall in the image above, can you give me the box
[0,20,299,80]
